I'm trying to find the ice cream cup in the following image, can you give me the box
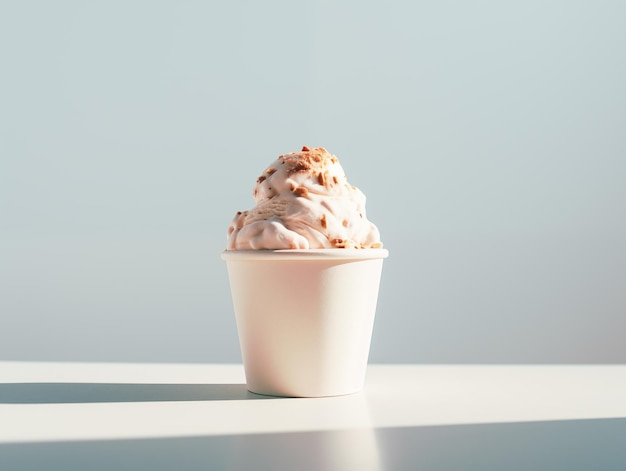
[221,248,389,397]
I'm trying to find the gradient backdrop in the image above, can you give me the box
[2,1,625,363]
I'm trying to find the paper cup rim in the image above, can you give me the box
[221,248,389,261]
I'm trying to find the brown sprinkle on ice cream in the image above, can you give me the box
[293,186,308,197]
[317,171,332,187]
[290,161,310,174]
[331,238,345,248]
[320,214,327,228]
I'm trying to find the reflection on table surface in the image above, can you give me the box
[2,419,625,471]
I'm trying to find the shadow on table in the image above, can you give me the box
[0,383,273,403]
[1,418,625,471]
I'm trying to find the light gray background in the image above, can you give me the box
[1,1,624,363]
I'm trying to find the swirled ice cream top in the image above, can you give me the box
[227,146,383,250]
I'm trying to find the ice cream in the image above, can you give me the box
[227,146,382,250]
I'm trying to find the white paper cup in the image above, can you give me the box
[221,249,389,397]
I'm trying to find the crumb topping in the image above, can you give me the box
[289,161,311,175]
[331,238,345,247]
[293,186,308,197]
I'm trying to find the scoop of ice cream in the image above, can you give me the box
[227,146,383,250]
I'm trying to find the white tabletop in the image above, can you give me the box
[1,362,625,470]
